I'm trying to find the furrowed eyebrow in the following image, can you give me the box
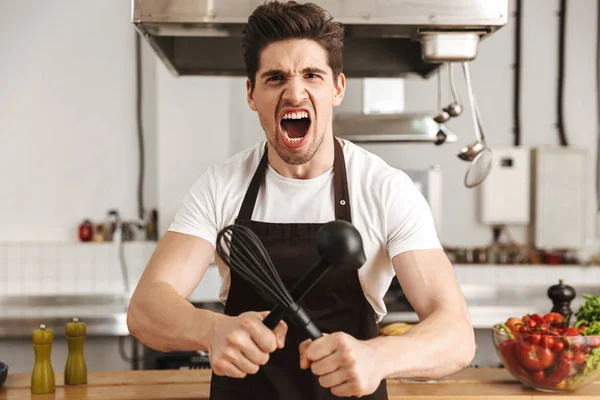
[260,67,328,79]
[303,67,327,75]
[261,69,286,79]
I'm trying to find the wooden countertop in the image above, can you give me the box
[1,368,600,399]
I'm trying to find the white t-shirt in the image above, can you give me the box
[169,139,441,322]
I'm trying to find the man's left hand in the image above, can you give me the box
[299,332,384,397]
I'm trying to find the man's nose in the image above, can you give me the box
[282,78,308,105]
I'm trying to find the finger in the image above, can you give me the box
[330,379,364,398]
[311,348,352,376]
[242,316,278,353]
[211,358,247,379]
[272,320,288,349]
[226,329,270,366]
[237,337,270,366]
[305,333,335,362]
[224,349,260,375]
[298,339,313,369]
[317,367,349,389]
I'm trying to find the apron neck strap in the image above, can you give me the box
[238,138,352,223]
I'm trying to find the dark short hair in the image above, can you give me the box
[242,1,344,89]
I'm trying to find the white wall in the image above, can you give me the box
[156,69,235,233]
[0,1,157,242]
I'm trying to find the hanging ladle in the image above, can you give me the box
[263,220,366,330]
[434,63,463,124]
[457,62,490,162]
[444,63,463,117]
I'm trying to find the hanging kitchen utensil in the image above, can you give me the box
[458,62,492,188]
[433,65,450,124]
[216,224,322,340]
[444,63,463,117]
[433,65,449,145]
[263,220,366,329]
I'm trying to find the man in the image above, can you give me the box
[127,1,475,399]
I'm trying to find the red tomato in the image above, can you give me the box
[563,327,580,337]
[574,352,586,365]
[533,370,545,382]
[506,318,524,336]
[519,325,528,334]
[541,335,555,349]
[516,341,556,370]
[542,312,565,324]
[528,319,538,329]
[528,333,542,346]
[553,340,565,353]
[563,351,574,361]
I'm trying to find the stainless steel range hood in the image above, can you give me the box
[132,0,507,78]
[133,0,507,144]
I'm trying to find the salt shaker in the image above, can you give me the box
[65,317,87,385]
[31,324,55,394]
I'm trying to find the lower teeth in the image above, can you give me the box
[282,128,304,142]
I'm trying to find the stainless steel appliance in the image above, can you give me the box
[132,0,507,78]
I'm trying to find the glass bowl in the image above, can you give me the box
[492,326,600,392]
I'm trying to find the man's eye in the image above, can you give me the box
[306,74,319,79]
[267,76,283,82]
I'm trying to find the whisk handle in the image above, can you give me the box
[263,305,286,330]
[287,302,323,340]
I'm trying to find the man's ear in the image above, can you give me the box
[247,79,257,111]
[332,73,346,107]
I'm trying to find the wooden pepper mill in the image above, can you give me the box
[65,317,87,385]
[31,324,55,394]
[547,279,576,321]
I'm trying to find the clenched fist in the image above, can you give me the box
[209,311,288,378]
[299,332,384,397]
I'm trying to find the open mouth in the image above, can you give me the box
[280,111,311,146]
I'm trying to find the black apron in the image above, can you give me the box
[210,138,388,400]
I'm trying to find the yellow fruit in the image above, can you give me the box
[380,322,414,336]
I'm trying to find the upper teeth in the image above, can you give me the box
[282,111,308,120]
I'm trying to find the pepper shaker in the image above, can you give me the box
[547,279,576,322]
[31,324,55,394]
[65,317,87,385]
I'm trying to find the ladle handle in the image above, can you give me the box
[289,257,330,303]
[287,303,323,340]
[461,62,483,143]
[262,257,330,331]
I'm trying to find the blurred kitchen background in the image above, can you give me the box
[1,0,600,373]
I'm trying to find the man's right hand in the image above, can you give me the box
[208,311,288,378]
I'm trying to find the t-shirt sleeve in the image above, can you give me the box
[167,167,218,247]
[385,171,442,259]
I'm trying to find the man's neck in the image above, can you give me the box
[267,136,342,180]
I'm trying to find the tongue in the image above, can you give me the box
[281,119,310,138]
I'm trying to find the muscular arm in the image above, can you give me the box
[127,231,225,352]
[373,249,476,379]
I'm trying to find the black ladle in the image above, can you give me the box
[263,220,366,330]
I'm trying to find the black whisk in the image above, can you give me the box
[216,224,322,340]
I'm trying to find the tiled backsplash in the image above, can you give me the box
[0,242,156,296]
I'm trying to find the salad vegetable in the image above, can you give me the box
[494,300,600,392]
[575,294,600,324]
